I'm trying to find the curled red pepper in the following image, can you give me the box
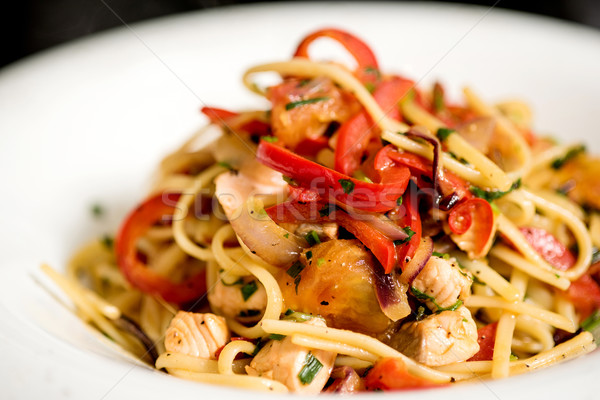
[257,140,409,212]
[115,193,207,304]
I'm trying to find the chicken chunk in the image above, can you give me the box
[164,311,230,359]
[246,318,336,394]
[277,239,393,335]
[294,222,338,242]
[411,256,472,312]
[388,306,479,367]
[208,276,267,324]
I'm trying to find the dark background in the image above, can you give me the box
[2,0,599,69]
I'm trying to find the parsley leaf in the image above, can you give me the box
[241,280,258,301]
[338,179,355,194]
[285,97,329,111]
[261,136,278,143]
[551,145,586,169]
[394,227,416,246]
[305,230,321,246]
[100,235,113,249]
[91,204,104,218]
[470,179,522,202]
[298,352,324,385]
[436,127,455,141]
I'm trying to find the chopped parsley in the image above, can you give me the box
[285,97,329,111]
[393,227,416,246]
[269,334,286,341]
[436,127,455,141]
[338,179,355,194]
[306,250,313,260]
[410,286,463,313]
[298,352,323,385]
[470,179,522,202]
[396,196,403,206]
[353,170,373,183]
[509,353,519,361]
[91,204,104,218]
[221,277,244,287]
[364,66,381,79]
[364,82,376,93]
[318,204,336,217]
[581,309,600,333]
[282,175,298,186]
[432,251,450,260]
[305,230,321,246]
[316,258,325,267]
[283,232,290,239]
[283,308,322,323]
[551,145,586,169]
[415,305,426,321]
[241,280,258,301]
[100,235,114,249]
[261,135,278,143]
[286,261,305,294]
[217,161,235,170]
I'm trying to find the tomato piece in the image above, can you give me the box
[448,198,496,259]
[566,274,600,320]
[335,77,414,175]
[364,358,444,391]
[268,78,359,149]
[519,227,575,271]
[294,28,379,83]
[115,193,207,304]
[468,322,498,361]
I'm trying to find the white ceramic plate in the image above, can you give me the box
[1,2,599,399]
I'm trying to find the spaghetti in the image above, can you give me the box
[43,29,599,394]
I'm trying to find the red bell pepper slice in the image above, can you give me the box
[295,136,329,157]
[519,227,575,271]
[468,322,498,361]
[294,28,379,83]
[201,106,270,136]
[335,77,414,175]
[364,358,445,391]
[115,193,207,304]
[266,201,398,273]
[388,184,422,269]
[256,140,409,212]
[566,274,600,320]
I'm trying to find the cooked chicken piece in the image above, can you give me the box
[246,318,336,394]
[277,239,392,335]
[411,256,472,312]
[388,306,479,367]
[208,276,267,324]
[164,311,230,359]
[294,222,338,242]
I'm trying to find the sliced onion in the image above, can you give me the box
[337,203,408,241]
[399,236,433,284]
[404,127,442,198]
[373,266,411,322]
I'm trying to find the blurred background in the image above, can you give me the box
[1,0,599,69]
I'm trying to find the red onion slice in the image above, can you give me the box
[399,236,433,285]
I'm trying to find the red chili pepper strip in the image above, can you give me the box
[364,358,445,391]
[256,140,409,212]
[201,106,238,122]
[201,106,270,136]
[295,136,330,157]
[266,201,398,273]
[468,322,498,361]
[335,77,414,176]
[294,28,379,73]
[390,185,422,269]
[519,227,575,271]
[115,193,207,304]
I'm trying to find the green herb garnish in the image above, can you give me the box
[396,197,403,206]
[436,127,455,141]
[298,352,324,385]
[305,230,321,246]
[306,251,313,260]
[91,204,104,218]
[241,280,258,301]
[410,287,463,313]
[470,179,522,202]
[269,334,286,341]
[217,161,235,170]
[282,175,298,186]
[100,235,113,249]
[286,261,305,279]
[318,204,336,217]
[551,145,586,169]
[283,232,290,239]
[317,258,325,267]
[394,227,416,246]
[339,179,355,194]
[261,135,278,143]
[432,251,450,260]
[364,82,376,93]
[285,97,329,111]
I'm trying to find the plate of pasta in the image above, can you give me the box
[2,2,600,399]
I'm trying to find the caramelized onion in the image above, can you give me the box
[399,236,433,284]
[373,266,411,322]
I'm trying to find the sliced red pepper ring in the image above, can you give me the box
[201,106,271,136]
[335,77,414,176]
[257,140,410,212]
[519,226,575,271]
[294,28,379,81]
[448,197,496,259]
[266,201,398,274]
[115,193,207,304]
